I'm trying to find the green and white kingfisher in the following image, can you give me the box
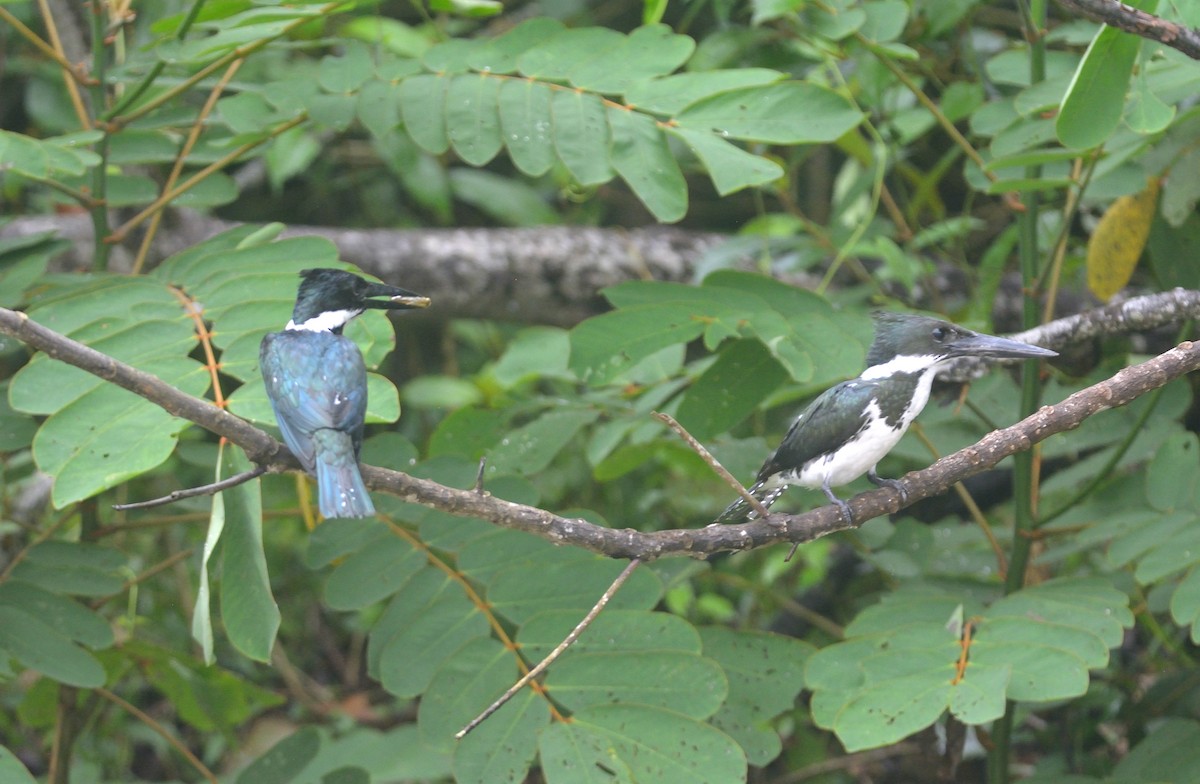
[260,269,429,519]
[717,313,1056,525]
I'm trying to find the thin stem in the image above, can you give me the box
[131,60,244,273]
[88,0,111,271]
[0,6,93,86]
[96,688,219,783]
[36,0,90,128]
[104,0,209,119]
[456,559,642,738]
[107,114,306,243]
[653,412,772,520]
[991,2,1047,781]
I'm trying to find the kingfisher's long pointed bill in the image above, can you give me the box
[362,282,431,311]
[948,332,1057,360]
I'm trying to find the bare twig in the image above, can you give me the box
[455,559,642,739]
[653,411,772,520]
[111,466,266,511]
[1057,0,1200,60]
[95,688,219,784]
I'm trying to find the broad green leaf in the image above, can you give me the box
[675,82,864,144]
[488,552,662,625]
[624,69,784,116]
[0,746,36,784]
[339,16,431,58]
[1171,566,1200,642]
[318,40,374,93]
[497,79,555,176]
[400,74,451,154]
[1112,719,1200,783]
[567,25,694,94]
[325,533,426,610]
[446,74,503,166]
[133,640,284,732]
[698,627,812,765]
[418,637,517,751]
[518,610,702,660]
[485,407,600,477]
[1146,431,1199,512]
[551,90,614,186]
[1056,16,1146,149]
[371,568,490,698]
[469,17,566,74]
[668,126,783,195]
[491,327,572,387]
[0,381,37,450]
[0,581,113,649]
[608,107,687,222]
[449,169,559,226]
[569,303,707,385]
[517,28,624,80]
[235,727,322,784]
[8,543,125,597]
[676,338,789,440]
[453,689,548,784]
[0,606,105,688]
[1162,146,1200,228]
[539,704,747,784]
[218,447,279,662]
[0,130,50,178]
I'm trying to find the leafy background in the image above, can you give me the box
[2,0,1200,783]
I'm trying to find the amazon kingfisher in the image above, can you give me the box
[717,312,1056,525]
[260,268,429,519]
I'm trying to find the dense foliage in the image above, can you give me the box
[2,1,1200,782]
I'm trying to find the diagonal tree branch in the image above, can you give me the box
[1057,0,1200,60]
[1,304,1198,560]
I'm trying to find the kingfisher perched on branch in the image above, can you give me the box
[260,268,429,519]
[717,313,1056,525]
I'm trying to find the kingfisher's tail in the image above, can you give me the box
[714,480,786,525]
[312,430,375,519]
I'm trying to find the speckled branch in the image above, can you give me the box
[1057,0,1200,60]
[2,305,1198,560]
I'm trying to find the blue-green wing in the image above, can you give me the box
[757,379,880,482]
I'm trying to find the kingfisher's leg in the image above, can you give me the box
[821,481,853,525]
[868,467,909,504]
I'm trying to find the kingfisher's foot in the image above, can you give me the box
[868,470,909,504]
[822,484,854,525]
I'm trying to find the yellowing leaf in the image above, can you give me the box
[1087,179,1161,301]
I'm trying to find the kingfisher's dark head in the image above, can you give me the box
[863,313,1056,378]
[287,268,430,333]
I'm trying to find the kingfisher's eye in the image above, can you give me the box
[932,327,949,342]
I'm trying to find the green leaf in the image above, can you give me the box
[0,581,113,649]
[497,79,555,177]
[539,704,747,784]
[492,327,571,387]
[9,541,126,597]
[699,627,812,766]
[668,126,783,195]
[0,746,37,784]
[569,303,707,385]
[1112,719,1200,782]
[517,28,625,81]
[0,606,105,687]
[487,551,663,625]
[318,40,374,93]
[676,338,789,440]
[567,25,694,94]
[339,16,431,58]
[485,407,600,477]
[453,689,548,784]
[325,533,425,610]
[624,69,784,116]
[1145,431,1199,512]
[551,90,614,186]
[608,107,687,222]
[1056,20,1144,149]
[449,168,559,226]
[417,637,518,751]
[218,447,279,662]
[675,82,864,144]
[400,74,451,154]
[446,74,503,166]
[236,727,322,784]
[469,18,566,74]
[372,567,490,698]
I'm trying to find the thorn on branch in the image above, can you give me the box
[112,466,266,511]
[474,457,488,495]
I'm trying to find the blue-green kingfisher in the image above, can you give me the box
[260,269,429,519]
[718,313,1056,525]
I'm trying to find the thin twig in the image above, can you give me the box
[95,688,219,784]
[456,558,642,739]
[111,466,265,511]
[653,412,772,520]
